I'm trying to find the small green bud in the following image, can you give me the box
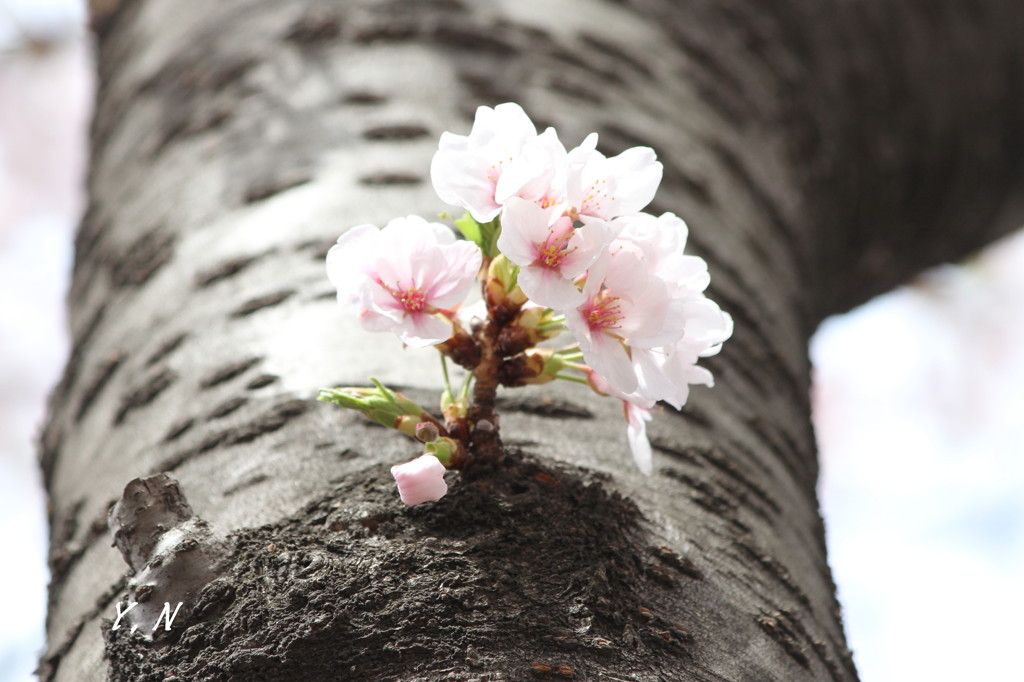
[424,437,459,466]
[319,379,431,437]
[441,390,469,421]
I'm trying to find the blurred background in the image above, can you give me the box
[0,1,1021,680]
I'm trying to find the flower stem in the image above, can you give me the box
[555,373,590,385]
[439,352,454,397]
[468,314,504,461]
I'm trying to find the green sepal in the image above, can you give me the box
[424,437,458,466]
[455,212,501,258]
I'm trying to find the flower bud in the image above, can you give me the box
[498,350,553,387]
[513,306,565,343]
[495,325,535,356]
[415,421,441,443]
[437,331,481,369]
[441,391,469,421]
[485,255,527,313]
[319,379,432,437]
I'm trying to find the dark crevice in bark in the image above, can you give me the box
[652,442,783,518]
[110,229,177,288]
[731,540,811,610]
[53,302,107,397]
[163,417,195,443]
[145,332,189,367]
[341,90,387,105]
[75,351,124,421]
[205,396,249,421]
[153,398,311,474]
[243,174,312,204]
[245,373,279,390]
[284,10,343,45]
[40,577,127,682]
[198,357,263,389]
[494,396,594,420]
[113,368,177,425]
[194,255,265,289]
[357,171,424,186]
[361,123,431,141]
[230,289,296,317]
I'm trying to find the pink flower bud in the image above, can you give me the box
[414,421,441,443]
[390,455,448,506]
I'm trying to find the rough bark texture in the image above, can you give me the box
[40,0,1024,680]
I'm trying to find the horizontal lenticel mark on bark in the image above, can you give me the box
[114,369,177,425]
[231,290,296,317]
[194,255,264,288]
[145,332,188,366]
[357,172,423,186]
[199,357,263,389]
[361,124,430,140]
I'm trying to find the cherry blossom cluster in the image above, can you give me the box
[321,103,732,505]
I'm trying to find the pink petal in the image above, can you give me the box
[428,241,483,309]
[496,197,556,266]
[391,455,449,505]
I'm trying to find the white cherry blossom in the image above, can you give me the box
[327,216,482,348]
[566,133,663,220]
[431,103,568,223]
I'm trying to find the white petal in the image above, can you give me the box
[326,224,380,302]
[560,218,615,280]
[518,265,584,310]
[600,147,663,217]
[624,401,654,475]
[398,312,454,348]
[585,333,638,395]
[431,103,541,222]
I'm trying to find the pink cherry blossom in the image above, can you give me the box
[327,215,482,348]
[566,133,663,220]
[496,197,614,309]
[566,248,686,395]
[431,103,568,223]
[391,454,449,505]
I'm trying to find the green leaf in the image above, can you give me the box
[480,216,501,258]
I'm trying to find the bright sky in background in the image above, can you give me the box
[0,2,1021,681]
[814,235,1024,682]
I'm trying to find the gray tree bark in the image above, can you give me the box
[40,0,1024,680]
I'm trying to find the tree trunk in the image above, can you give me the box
[40,0,1024,680]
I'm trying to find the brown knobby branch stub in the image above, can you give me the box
[108,473,230,640]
